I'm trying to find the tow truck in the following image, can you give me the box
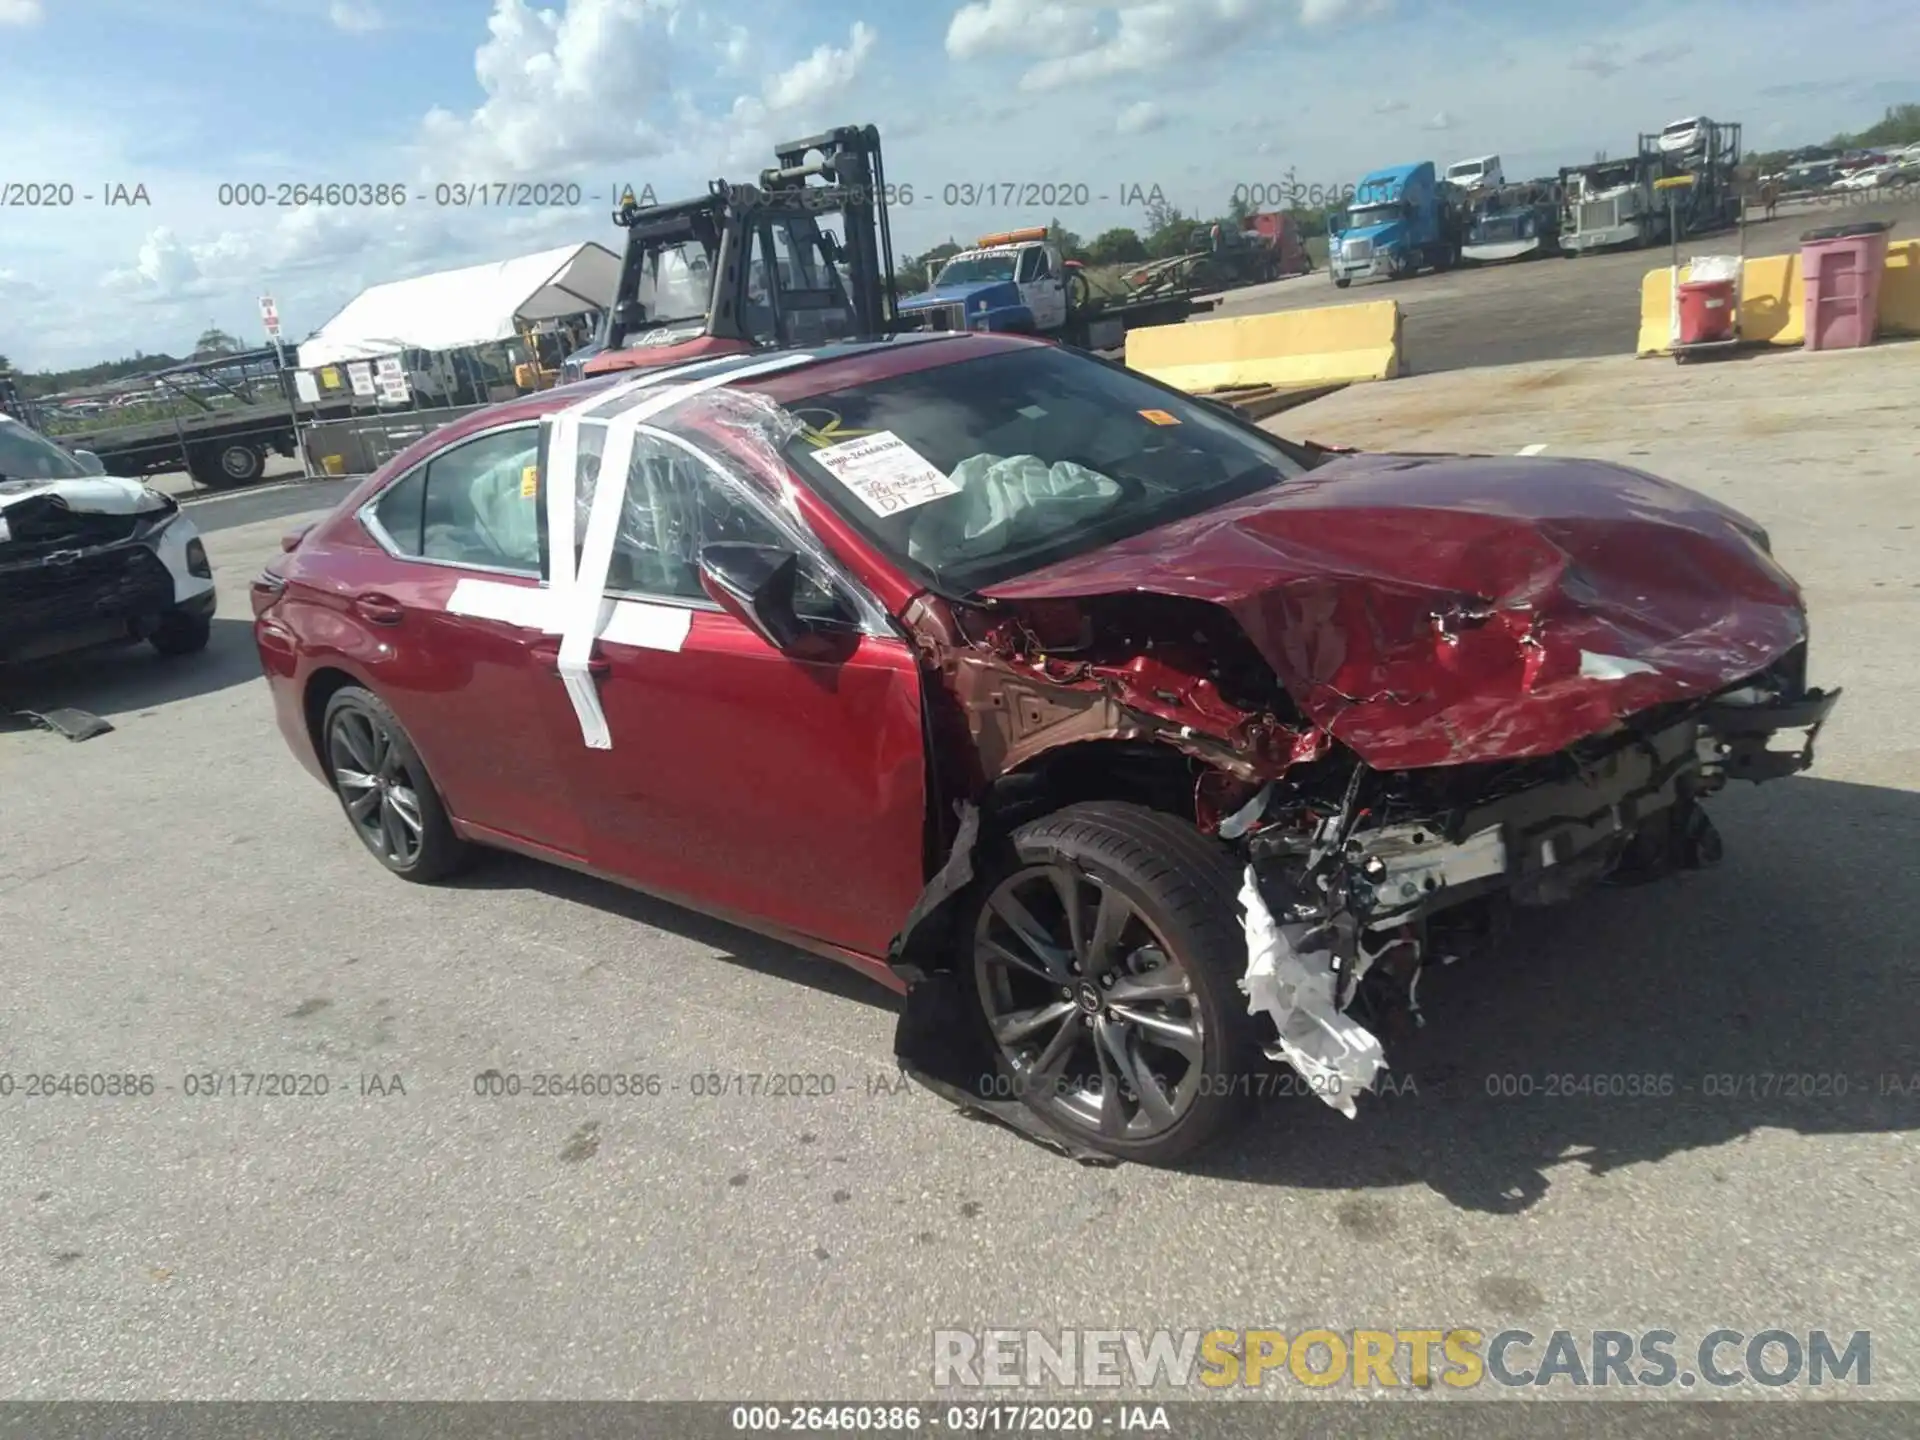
[895,227,1214,349]
[569,123,897,381]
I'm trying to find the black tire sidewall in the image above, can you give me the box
[975,802,1265,1163]
[320,686,465,881]
[150,610,211,655]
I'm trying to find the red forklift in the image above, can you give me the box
[569,124,899,380]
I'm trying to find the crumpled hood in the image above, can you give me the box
[0,475,167,516]
[982,453,1808,769]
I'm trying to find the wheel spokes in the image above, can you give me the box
[991,999,1076,1046]
[1083,882,1132,977]
[386,785,424,836]
[986,886,1073,980]
[1097,1015,1178,1130]
[335,713,376,773]
[1109,1004,1204,1063]
[1106,966,1192,1007]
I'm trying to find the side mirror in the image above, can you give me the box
[698,542,831,656]
[72,449,106,475]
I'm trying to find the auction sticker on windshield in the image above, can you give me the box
[810,431,960,516]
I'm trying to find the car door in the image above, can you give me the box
[1016,244,1069,332]
[539,431,928,958]
[352,422,589,858]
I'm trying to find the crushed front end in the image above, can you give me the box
[1223,646,1838,1111]
[945,451,1844,1123]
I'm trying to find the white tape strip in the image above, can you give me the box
[546,353,820,748]
[447,577,694,652]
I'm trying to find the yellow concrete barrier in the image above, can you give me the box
[1637,238,1920,354]
[1126,300,1402,391]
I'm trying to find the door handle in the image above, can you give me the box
[532,641,609,676]
[353,592,404,625]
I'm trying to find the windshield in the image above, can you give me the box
[0,417,89,481]
[779,346,1307,592]
[1345,202,1403,229]
[632,240,713,327]
[932,253,1018,287]
[1448,164,1483,182]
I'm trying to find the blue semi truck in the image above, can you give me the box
[1328,161,1468,287]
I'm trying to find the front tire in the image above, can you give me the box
[149,610,211,656]
[969,801,1265,1164]
[321,686,470,882]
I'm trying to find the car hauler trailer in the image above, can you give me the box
[1462,179,1563,263]
[1640,120,1744,237]
[895,227,1215,350]
[1559,153,1670,254]
[30,350,353,488]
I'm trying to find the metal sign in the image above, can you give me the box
[260,295,281,337]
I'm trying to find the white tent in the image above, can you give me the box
[296,242,621,369]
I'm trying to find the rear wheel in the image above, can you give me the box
[321,686,470,882]
[969,802,1265,1164]
[190,441,264,489]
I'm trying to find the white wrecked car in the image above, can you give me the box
[0,414,216,665]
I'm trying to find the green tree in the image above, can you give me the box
[1844,103,1920,149]
[1047,217,1087,261]
[1085,227,1148,265]
[194,327,241,357]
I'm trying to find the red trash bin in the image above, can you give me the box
[1801,220,1891,350]
[1677,278,1737,345]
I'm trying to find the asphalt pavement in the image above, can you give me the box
[1207,192,1920,376]
[2,335,1916,1408]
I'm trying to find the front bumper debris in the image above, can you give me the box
[1239,680,1840,1114]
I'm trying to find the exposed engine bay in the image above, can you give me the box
[896,587,1837,1131]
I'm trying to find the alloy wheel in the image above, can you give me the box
[973,863,1207,1142]
[327,708,426,867]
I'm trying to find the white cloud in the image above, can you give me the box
[417,1,876,178]
[1116,100,1164,134]
[945,0,1103,61]
[943,0,1386,87]
[764,21,876,111]
[328,0,384,33]
[0,0,42,24]
[1422,110,1452,130]
[1373,98,1408,114]
[419,0,683,174]
[1301,0,1390,25]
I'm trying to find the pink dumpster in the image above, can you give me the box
[1800,220,1891,351]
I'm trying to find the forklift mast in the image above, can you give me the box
[584,123,897,376]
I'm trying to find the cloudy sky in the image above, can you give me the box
[2,0,1916,371]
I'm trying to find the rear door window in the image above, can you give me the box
[368,426,542,574]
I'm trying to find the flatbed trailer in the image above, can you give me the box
[36,350,349,487]
[1066,288,1216,350]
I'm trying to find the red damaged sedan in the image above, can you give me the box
[254,334,1838,1163]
